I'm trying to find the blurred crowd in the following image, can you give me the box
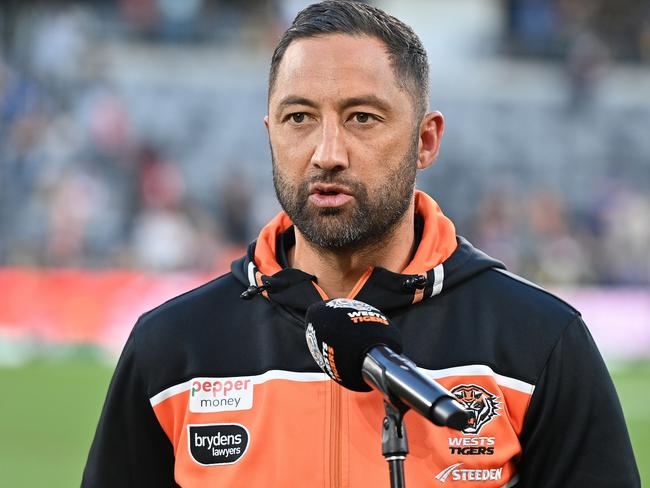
[505,0,650,62]
[461,183,649,286]
[0,65,253,272]
[0,2,279,272]
[0,0,648,285]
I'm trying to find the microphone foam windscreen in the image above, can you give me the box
[305,298,403,391]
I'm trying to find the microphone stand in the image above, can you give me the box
[381,400,410,488]
[361,347,470,487]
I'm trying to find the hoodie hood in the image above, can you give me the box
[231,191,505,314]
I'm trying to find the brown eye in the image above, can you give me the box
[291,113,306,123]
[355,113,370,123]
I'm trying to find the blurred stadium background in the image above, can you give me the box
[0,0,648,486]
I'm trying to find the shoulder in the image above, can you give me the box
[131,272,248,364]
[466,268,585,382]
[483,267,579,322]
[413,267,586,384]
[134,272,245,337]
[123,272,253,395]
[436,265,581,332]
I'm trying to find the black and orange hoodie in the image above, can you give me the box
[82,191,639,487]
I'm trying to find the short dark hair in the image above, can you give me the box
[269,0,429,119]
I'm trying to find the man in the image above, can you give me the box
[82,2,640,486]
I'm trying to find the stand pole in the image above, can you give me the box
[382,401,409,488]
[388,458,406,488]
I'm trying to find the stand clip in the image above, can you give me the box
[382,400,410,488]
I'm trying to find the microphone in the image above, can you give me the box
[305,298,469,431]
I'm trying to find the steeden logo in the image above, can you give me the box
[189,377,254,413]
[435,462,503,483]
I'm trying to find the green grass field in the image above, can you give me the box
[0,359,648,487]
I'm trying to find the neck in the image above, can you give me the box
[288,200,417,298]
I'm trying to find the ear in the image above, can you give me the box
[263,115,270,130]
[416,111,444,170]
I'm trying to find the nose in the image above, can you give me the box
[311,121,349,171]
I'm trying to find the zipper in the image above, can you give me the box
[329,381,342,488]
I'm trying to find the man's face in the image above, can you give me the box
[266,34,421,251]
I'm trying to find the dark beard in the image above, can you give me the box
[271,137,418,252]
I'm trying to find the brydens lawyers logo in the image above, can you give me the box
[450,384,500,435]
[188,424,249,465]
[189,377,253,413]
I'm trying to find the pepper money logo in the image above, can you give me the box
[450,384,501,435]
[188,424,249,466]
[189,377,254,413]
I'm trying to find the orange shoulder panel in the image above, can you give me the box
[403,191,457,275]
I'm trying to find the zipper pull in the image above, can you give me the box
[240,284,269,299]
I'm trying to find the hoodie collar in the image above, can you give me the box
[231,190,504,314]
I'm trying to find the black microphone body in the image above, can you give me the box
[362,345,469,431]
[305,298,469,431]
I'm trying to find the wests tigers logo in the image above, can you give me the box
[451,384,500,435]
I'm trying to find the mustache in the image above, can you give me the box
[302,171,363,190]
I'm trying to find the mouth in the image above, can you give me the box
[308,184,354,208]
[309,183,352,197]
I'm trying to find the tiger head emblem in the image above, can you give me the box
[451,384,500,435]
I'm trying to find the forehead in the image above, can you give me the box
[270,34,407,107]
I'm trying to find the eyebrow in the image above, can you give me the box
[277,96,318,110]
[339,95,392,113]
[276,94,392,113]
